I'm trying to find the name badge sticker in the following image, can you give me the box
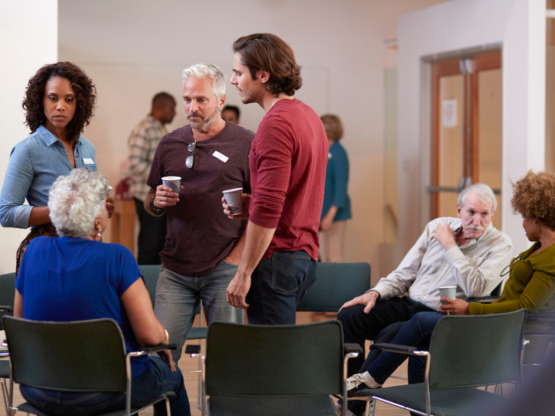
[83,158,95,165]
[213,151,229,163]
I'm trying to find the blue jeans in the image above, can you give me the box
[367,312,443,385]
[246,250,317,325]
[155,260,244,362]
[20,357,190,416]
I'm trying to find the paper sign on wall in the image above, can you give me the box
[442,99,457,128]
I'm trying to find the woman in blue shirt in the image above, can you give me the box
[0,62,113,273]
[14,169,190,416]
[320,114,352,262]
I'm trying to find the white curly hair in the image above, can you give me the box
[48,169,108,238]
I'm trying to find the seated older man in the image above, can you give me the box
[338,183,513,378]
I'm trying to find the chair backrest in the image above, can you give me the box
[139,265,160,307]
[428,309,527,391]
[205,321,344,397]
[490,280,503,297]
[297,262,370,312]
[0,272,16,331]
[3,316,128,392]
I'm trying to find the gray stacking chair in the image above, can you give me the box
[0,272,16,415]
[351,309,528,416]
[139,264,206,409]
[0,272,16,330]
[0,352,8,416]
[2,316,175,416]
[187,321,362,416]
[297,262,371,312]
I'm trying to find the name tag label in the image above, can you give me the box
[213,151,229,163]
[83,158,95,165]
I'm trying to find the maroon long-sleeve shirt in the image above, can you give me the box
[249,99,328,260]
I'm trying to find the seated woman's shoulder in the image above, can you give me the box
[101,242,135,256]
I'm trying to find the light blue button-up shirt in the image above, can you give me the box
[0,125,97,229]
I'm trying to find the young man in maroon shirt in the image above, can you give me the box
[223,33,328,324]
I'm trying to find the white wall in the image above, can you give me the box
[398,0,546,256]
[0,1,58,274]
[57,0,447,271]
[0,0,449,275]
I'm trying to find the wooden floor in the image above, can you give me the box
[0,313,510,415]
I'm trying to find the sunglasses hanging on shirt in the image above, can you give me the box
[186,140,196,169]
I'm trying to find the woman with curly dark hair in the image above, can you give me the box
[0,62,113,273]
[342,172,555,412]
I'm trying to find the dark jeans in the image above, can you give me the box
[246,250,317,325]
[20,357,190,416]
[337,296,434,376]
[134,198,167,265]
[367,312,442,385]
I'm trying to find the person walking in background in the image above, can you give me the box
[128,92,176,265]
[224,33,328,325]
[0,61,113,274]
[221,104,240,125]
[320,114,351,263]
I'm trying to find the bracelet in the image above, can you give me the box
[150,195,166,215]
[164,329,169,344]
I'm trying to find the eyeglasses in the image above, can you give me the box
[500,255,525,277]
[186,140,196,169]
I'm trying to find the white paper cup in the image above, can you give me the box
[438,286,457,305]
[106,185,113,197]
[162,176,181,194]
[223,187,243,215]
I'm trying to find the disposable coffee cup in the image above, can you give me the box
[106,185,113,197]
[223,187,243,215]
[438,286,457,305]
[162,176,181,194]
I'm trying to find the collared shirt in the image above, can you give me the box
[0,125,97,229]
[372,217,514,310]
[128,115,167,202]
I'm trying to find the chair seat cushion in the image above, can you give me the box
[17,396,171,416]
[0,360,9,378]
[188,327,208,340]
[209,395,337,416]
[355,384,509,416]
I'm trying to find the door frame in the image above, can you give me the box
[428,50,502,220]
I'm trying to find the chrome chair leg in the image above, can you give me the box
[1,378,9,416]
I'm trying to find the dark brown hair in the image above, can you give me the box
[511,170,555,230]
[22,62,96,144]
[320,114,344,142]
[233,33,302,96]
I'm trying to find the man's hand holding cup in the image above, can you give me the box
[222,188,250,219]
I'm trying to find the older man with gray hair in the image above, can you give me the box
[338,183,513,378]
[144,64,255,362]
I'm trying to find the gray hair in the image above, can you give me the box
[458,183,497,212]
[182,64,226,100]
[48,169,108,238]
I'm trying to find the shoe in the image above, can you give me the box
[346,372,380,398]
[334,401,357,416]
[346,373,368,391]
